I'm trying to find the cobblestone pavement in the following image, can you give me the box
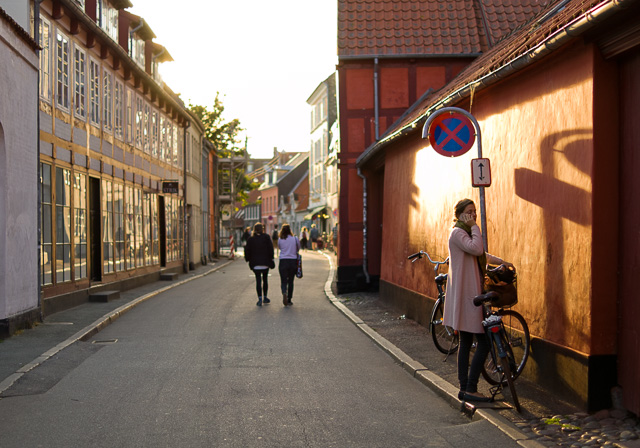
[335,290,640,448]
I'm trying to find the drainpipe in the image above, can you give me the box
[374,58,380,141]
[183,120,190,273]
[129,19,144,55]
[357,168,371,284]
[35,0,44,318]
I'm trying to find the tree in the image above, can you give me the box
[189,93,259,207]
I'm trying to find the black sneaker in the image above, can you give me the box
[256,298,262,306]
[263,298,271,304]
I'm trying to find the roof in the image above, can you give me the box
[357,0,637,167]
[338,0,550,58]
[0,6,39,51]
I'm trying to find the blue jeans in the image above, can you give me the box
[278,258,297,299]
[253,268,268,298]
[458,331,490,393]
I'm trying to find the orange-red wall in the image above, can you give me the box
[379,42,619,358]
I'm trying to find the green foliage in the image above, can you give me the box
[189,93,244,158]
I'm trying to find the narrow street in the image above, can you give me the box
[0,253,519,447]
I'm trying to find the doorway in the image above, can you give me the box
[158,195,166,267]
[89,176,101,282]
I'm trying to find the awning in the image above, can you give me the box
[304,206,327,220]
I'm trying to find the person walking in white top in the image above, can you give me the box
[278,224,300,306]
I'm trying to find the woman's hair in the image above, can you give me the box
[454,198,475,220]
[253,222,263,235]
[279,223,293,239]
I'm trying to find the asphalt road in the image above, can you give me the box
[0,253,520,447]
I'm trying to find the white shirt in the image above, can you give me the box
[278,236,299,259]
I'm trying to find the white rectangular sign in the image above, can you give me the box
[471,158,491,187]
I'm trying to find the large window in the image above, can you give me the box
[41,163,53,285]
[134,188,144,267]
[103,70,113,133]
[150,195,159,265]
[159,115,166,161]
[151,110,159,158]
[114,81,124,140]
[125,186,135,269]
[113,183,124,271]
[55,31,70,110]
[97,0,118,41]
[74,47,86,119]
[89,59,100,125]
[125,88,134,144]
[55,167,72,282]
[143,193,151,265]
[102,179,113,274]
[166,197,182,262]
[143,103,150,153]
[39,17,51,101]
[73,173,87,279]
[135,95,143,148]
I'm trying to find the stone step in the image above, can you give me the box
[160,272,178,281]
[89,290,120,302]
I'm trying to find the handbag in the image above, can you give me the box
[269,259,275,269]
[296,254,303,278]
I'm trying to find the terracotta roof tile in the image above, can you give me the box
[338,0,550,58]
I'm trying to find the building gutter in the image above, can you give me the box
[339,53,483,61]
[357,168,371,285]
[35,0,45,317]
[356,0,633,169]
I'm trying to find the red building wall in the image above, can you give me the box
[337,58,471,291]
[374,42,622,409]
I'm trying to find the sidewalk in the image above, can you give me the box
[1,251,638,448]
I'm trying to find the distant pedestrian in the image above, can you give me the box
[278,223,300,306]
[310,224,319,250]
[244,223,275,306]
[300,227,308,251]
[241,227,251,247]
[272,225,279,256]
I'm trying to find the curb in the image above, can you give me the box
[0,259,235,396]
[320,253,545,448]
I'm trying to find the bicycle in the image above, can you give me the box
[473,269,531,413]
[407,251,458,355]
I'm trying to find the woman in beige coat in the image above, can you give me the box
[443,198,509,402]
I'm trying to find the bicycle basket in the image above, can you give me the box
[486,282,517,308]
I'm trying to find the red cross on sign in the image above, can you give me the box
[428,112,476,157]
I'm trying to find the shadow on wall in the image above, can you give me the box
[514,128,592,402]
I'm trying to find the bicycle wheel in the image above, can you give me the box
[481,310,530,384]
[500,355,522,412]
[430,298,459,354]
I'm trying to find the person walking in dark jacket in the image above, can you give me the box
[244,223,275,306]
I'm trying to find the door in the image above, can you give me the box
[158,195,166,267]
[89,176,102,282]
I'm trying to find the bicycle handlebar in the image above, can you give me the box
[407,250,449,274]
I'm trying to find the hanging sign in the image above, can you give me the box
[471,158,491,187]
[427,112,476,157]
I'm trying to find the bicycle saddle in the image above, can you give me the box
[473,291,500,306]
[435,273,447,285]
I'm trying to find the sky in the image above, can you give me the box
[128,0,338,159]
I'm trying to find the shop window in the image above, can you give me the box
[114,183,124,271]
[41,163,53,285]
[73,172,87,279]
[102,179,113,274]
[55,167,72,282]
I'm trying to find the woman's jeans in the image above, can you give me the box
[458,331,490,393]
[253,268,268,298]
[278,258,297,299]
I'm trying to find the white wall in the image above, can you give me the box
[0,15,39,321]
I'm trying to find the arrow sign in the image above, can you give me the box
[471,158,491,187]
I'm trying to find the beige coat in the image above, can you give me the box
[443,225,503,333]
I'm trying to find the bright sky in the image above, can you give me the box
[128,0,338,159]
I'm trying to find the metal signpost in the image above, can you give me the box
[422,107,490,251]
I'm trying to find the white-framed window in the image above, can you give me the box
[114,81,124,140]
[39,16,52,101]
[73,46,86,119]
[125,88,133,144]
[97,0,118,41]
[129,31,145,68]
[55,30,70,110]
[102,70,113,133]
[143,103,150,153]
[173,124,179,167]
[89,59,100,125]
[159,115,166,161]
[135,95,144,149]
[151,110,159,158]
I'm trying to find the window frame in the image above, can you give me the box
[39,16,52,102]
[55,30,71,110]
[73,45,87,120]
